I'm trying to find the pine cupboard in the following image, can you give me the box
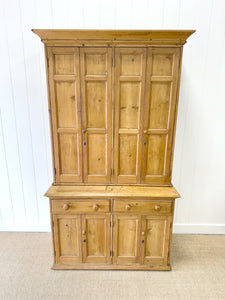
[46,185,179,270]
[33,30,194,270]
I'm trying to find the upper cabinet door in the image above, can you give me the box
[47,47,83,183]
[113,48,146,184]
[141,48,180,184]
[80,48,112,183]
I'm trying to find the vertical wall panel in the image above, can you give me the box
[0,0,26,223]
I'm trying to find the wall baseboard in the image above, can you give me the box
[0,222,51,232]
[173,223,225,234]
[0,222,225,234]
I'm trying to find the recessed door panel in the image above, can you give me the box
[120,53,142,76]
[86,81,106,128]
[114,48,146,184]
[149,82,171,129]
[119,135,138,176]
[54,54,75,75]
[119,82,141,129]
[85,53,107,75]
[47,47,82,183]
[146,135,167,176]
[87,134,106,175]
[55,81,77,128]
[58,133,79,175]
[80,48,112,183]
[152,53,173,76]
[53,215,81,264]
[142,48,180,184]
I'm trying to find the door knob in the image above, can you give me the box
[125,204,131,210]
[155,204,161,211]
[63,203,70,210]
[93,204,99,211]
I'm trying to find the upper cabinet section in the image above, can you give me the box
[33,30,194,185]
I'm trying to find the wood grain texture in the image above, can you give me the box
[80,47,112,183]
[45,185,180,199]
[47,47,82,183]
[113,215,141,264]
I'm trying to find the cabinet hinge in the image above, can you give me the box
[170,222,173,229]
[54,249,56,256]
[111,169,114,176]
[47,57,49,68]
[54,167,57,175]
[110,250,113,257]
[110,220,114,227]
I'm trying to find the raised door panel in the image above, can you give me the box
[113,215,141,264]
[80,48,112,183]
[53,215,82,264]
[142,48,180,184]
[47,47,82,183]
[82,214,111,264]
[114,48,146,184]
[140,216,172,266]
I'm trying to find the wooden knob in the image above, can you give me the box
[125,204,131,210]
[93,204,99,211]
[155,204,161,211]
[144,130,148,134]
[82,230,86,235]
[82,129,86,134]
[63,203,70,210]
[141,231,145,236]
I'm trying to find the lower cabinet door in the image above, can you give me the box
[140,216,172,266]
[113,215,141,264]
[82,214,111,264]
[53,215,82,264]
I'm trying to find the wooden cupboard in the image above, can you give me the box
[47,185,178,270]
[33,30,194,270]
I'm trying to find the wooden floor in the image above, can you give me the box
[0,232,224,300]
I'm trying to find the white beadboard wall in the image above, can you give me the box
[0,0,225,234]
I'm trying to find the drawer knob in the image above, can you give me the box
[82,230,86,235]
[141,231,145,236]
[125,204,131,210]
[93,204,99,211]
[63,203,70,210]
[155,204,161,211]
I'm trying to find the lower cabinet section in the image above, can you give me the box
[51,198,174,270]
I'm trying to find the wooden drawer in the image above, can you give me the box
[52,199,110,214]
[113,200,172,214]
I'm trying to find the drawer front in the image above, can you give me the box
[113,200,172,214]
[52,200,110,214]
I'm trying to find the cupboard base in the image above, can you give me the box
[52,264,171,271]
